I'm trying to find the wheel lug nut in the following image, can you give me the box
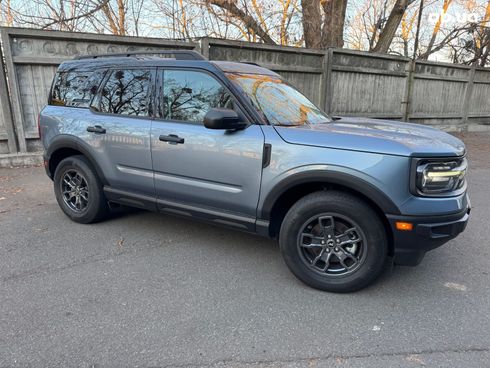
[335,247,339,252]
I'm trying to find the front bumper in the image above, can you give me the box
[387,207,470,266]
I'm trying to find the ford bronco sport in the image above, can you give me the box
[40,50,470,292]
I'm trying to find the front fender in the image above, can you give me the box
[259,165,402,219]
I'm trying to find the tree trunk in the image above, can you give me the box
[301,0,322,48]
[117,0,127,35]
[373,0,412,53]
[321,0,348,48]
[421,0,452,60]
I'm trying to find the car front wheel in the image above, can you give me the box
[279,190,388,293]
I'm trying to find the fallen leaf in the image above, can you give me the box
[444,282,467,291]
[117,237,124,247]
[308,358,318,367]
[406,354,426,365]
[335,357,345,364]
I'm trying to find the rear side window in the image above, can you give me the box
[50,70,105,108]
[99,69,152,117]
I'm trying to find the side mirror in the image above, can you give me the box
[204,108,248,130]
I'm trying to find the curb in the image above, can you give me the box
[0,152,43,168]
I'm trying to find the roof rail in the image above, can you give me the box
[241,62,261,67]
[75,50,206,61]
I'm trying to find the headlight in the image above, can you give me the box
[414,158,467,196]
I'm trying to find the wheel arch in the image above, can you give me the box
[46,135,108,185]
[260,171,401,256]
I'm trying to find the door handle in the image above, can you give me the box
[159,134,184,144]
[87,125,106,134]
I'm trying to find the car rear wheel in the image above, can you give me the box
[53,155,109,224]
[279,191,387,292]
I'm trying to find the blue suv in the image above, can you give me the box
[40,51,470,292]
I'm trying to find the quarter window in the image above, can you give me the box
[50,70,104,108]
[162,70,234,123]
[99,69,152,116]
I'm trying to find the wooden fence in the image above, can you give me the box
[0,27,198,154]
[1,28,489,156]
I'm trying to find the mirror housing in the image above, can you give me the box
[204,108,248,130]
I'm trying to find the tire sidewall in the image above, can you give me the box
[53,156,104,223]
[279,191,387,292]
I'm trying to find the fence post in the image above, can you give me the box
[0,28,27,152]
[323,48,334,115]
[200,37,210,59]
[462,64,476,132]
[402,59,416,122]
[0,36,18,153]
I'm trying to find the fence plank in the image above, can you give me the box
[462,65,477,131]
[328,49,409,119]
[0,42,17,153]
[1,28,27,152]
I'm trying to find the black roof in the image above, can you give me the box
[212,61,278,76]
[75,50,205,60]
[57,51,279,77]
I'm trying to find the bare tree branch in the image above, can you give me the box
[206,0,276,44]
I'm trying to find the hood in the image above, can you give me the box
[274,117,465,157]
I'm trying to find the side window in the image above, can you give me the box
[50,70,104,108]
[163,70,234,123]
[50,73,67,106]
[99,69,152,117]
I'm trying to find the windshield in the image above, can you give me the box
[227,73,331,126]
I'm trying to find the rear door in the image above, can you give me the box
[88,68,156,196]
[150,68,265,225]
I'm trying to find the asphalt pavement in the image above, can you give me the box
[1,132,489,367]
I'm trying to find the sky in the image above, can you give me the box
[1,0,489,63]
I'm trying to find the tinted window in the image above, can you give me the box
[163,70,234,123]
[99,69,152,116]
[50,70,104,108]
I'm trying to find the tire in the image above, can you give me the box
[53,155,109,224]
[279,190,387,293]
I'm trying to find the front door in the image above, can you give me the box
[150,69,264,226]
